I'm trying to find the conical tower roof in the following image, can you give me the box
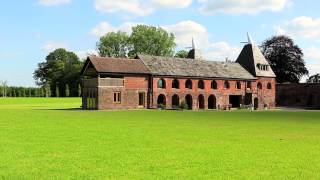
[236,33,276,77]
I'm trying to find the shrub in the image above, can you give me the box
[180,100,189,110]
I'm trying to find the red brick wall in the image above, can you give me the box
[83,75,276,110]
[83,75,149,110]
[152,77,276,110]
[276,83,320,109]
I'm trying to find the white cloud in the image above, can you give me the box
[38,0,71,6]
[42,41,68,52]
[276,16,320,39]
[76,49,99,60]
[198,0,290,15]
[94,0,192,16]
[91,20,241,61]
[305,47,320,61]
[91,21,142,37]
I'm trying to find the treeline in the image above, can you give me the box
[0,85,81,97]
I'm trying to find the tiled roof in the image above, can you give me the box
[138,55,256,79]
[82,55,256,80]
[85,56,150,74]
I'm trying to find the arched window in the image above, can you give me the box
[157,78,166,89]
[198,80,204,89]
[267,82,272,89]
[172,79,179,89]
[257,82,262,89]
[236,81,241,89]
[224,81,230,89]
[211,80,217,89]
[185,79,192,89]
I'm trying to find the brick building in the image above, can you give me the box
[80,36,276,110]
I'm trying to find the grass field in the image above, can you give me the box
[1,98,320,179]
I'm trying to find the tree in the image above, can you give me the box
[65,84,70,97]
[97,31,132,57]
[129,25,176,57]
[45,83,51,97]
[0,80,8,97]
[174,50,189,58]
[56,85,60,97]
[34,48,83,97]
[307,73,320,83]
[261,35,308,83]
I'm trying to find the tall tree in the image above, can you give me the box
[261,35,308,83]
[56,85,60,97]
[34,48,83,97]
[97,31,132,57]
[65,84,70,97]
[174,50,189,58]
[307,73,320,83]
[129,25,176,57]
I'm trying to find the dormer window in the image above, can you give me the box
[257,63,269,71]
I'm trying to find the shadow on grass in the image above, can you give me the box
[35,108,84,111]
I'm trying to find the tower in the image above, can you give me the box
[236,33,276,77]
[187,38,203,60]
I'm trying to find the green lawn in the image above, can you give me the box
[1,98,320,179]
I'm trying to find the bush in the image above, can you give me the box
[180,100,189,110]
[158,104,166,109]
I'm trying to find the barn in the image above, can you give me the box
[80,36,276,110]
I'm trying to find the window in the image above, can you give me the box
[172,79,179,89]
[114,92,121,103]
[224,81,230,89]
[138,92,145,106]
[157,78,166,89]
[236,81,241,89]
[198,80,204,89]
[185,79,192,89]
[247,81,252,89]
[257,64,269,71]
[267,83,272,89]
[257,82,262,90]
[211,80,217,89]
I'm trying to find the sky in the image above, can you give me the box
[0,0,319,87]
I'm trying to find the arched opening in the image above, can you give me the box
[157,94,166,108]
[236,81,241,89]
[224,81,230,89]
[254,98,259,110]
[172,79,179,89]
[208,95,216,109]
[172,94,180,108]
[198,80,205,89]
[198,94,205,109]
[267,83,272,89]
[211,80,217,89]
[157,78,166,89]
[185,79,192,89]
[185,94,193,110]
[257,82,262,90]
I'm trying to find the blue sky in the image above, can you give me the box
[1,0,319,86]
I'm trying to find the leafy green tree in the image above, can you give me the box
[97,31,132,57]
[34,48,83,97]
[129,25,176,57]
[174,50,189,58]
[65,84,70,97]
[307,73,320,83]
[261,35,308,83]
[56,85,60,97]
[45,83,51,97]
